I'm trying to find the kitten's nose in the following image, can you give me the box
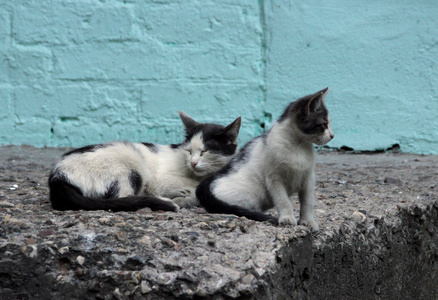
[330,132,335,139]
[191,161,198,168]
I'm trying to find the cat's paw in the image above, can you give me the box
[278,215,297,226]
[172,196,199,208]
[177,189,192,197]
[298,218,319,233]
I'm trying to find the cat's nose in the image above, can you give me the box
[330,132,335,139]
[191,161,198,168]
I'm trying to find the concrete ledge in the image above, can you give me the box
[0,146,437,299]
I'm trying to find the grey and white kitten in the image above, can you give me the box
[196,88,334,232]
[49,112,241,212]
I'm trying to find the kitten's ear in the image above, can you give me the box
[178,111,199,131]
[305,87,329,115]
[221,117,241,143]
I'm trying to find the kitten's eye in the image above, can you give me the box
[314,124,327,130]
[186,149,192,155]
[200,150,207,156]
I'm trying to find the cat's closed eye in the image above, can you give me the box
[314,123,327,130]
[200,150,207,156]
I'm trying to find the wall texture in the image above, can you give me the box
[0,0,437,153]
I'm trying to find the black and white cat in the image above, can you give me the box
[196,88,334,232]
[49,112,241,212]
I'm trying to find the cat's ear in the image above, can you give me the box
[220,117,241,143]
[305,87,329,115]
[178,111,199,131]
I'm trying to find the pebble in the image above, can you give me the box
[0,201,15,208]
[76,255,85,266]
[59,246,69,254]
[352,211,367,223]
[384,177,402,185]
[141,281,152,294]
[38,228,56,238]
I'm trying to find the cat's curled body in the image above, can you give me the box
[196,88,334,232]
[49,112,241,212]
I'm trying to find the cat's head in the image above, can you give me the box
[178,111,241,177]
[280,87,334,145]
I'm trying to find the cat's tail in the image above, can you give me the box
[196,177,278,225]
[48,174,179,212]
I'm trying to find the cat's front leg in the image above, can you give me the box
[298,170,319,232]
[267,176,297,226]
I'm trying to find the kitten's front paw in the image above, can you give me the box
[278,215,297,226]
[177,189,192,197]
[172,196,199,208]
[298,218,319,233]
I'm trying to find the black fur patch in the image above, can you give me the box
[196,175,278,225]
[202,124,237,156]
[48,170,177,212]
[129,170,143,195]
[63,144,107,157]
[103,181,120,199]
[141,142,158,153]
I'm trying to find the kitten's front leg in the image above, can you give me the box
[298,170,319,232]
[159,177,199,208]
[267,176,296,226]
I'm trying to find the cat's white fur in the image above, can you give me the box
[56,142,204,206]
[50,112,241,210]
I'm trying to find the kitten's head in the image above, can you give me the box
[178,111,241,177]
[280,87,334,145]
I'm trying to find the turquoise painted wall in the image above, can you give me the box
[1,0,437,154]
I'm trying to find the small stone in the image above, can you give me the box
[25,238,36,245]
[0,201,15,208]
[113,287,124,300]
[352,211,366,223]
[139,235,152,247]
[174,243,183,251]
[38,228,56,238]
[114,231,126,242]
[161,237,176,248]
[98,217,113,226]
[141,281,152,294]
[241,273,255,285]
[155,214,167,221]
[225,221,237,229]
[59,246,69,254]
[156,272,177,285]
[76,255,85,266]
[384,177,402,185]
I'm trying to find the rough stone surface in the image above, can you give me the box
[0,145,437,299]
